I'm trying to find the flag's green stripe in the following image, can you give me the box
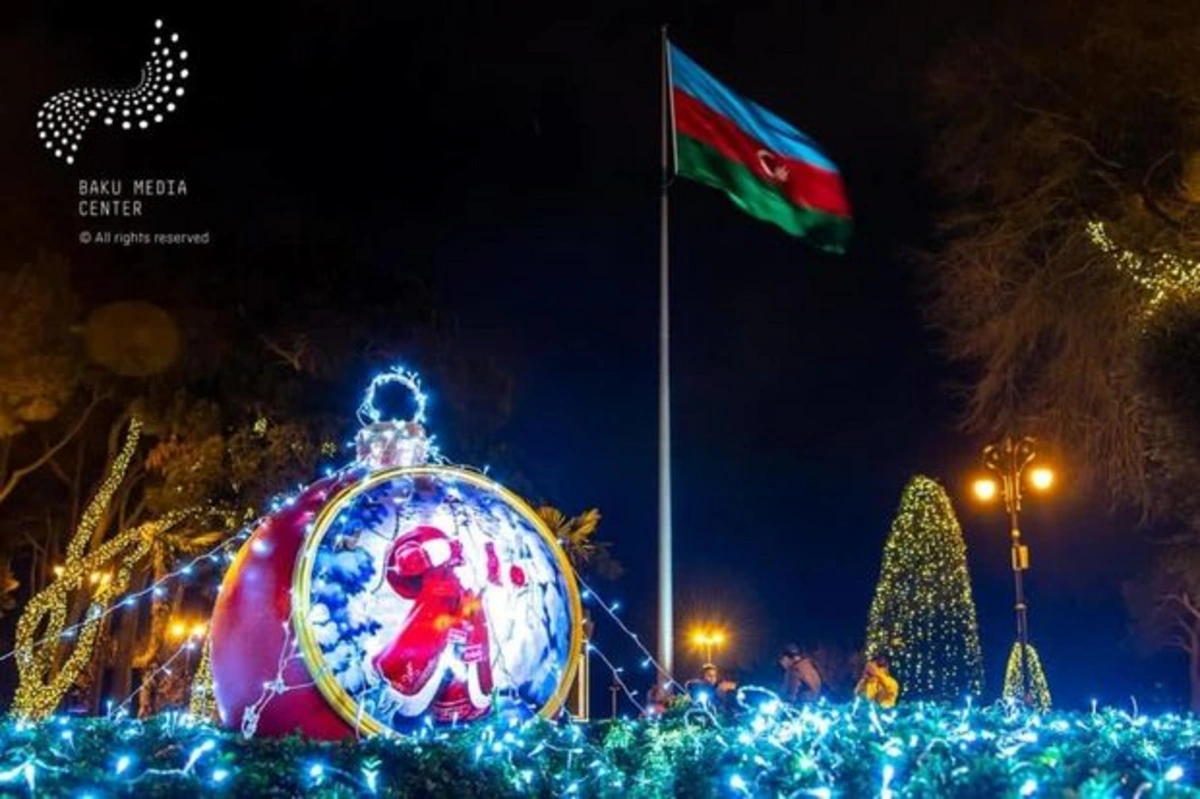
[676,135,851,253]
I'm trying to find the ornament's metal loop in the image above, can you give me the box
[357,367,428,427]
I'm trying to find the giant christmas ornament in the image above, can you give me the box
[210,368,583,739]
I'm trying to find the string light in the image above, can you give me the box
[0,693,1189,795]
[1086,220,1200,318]
[864,476,984,700]
[356,366,427,426]
[586,643,645,716]
[1003,642,1052,711]
[575,573,683,693]
[10,419,199,720]
[188,638,216,720]
[1,522,252,665]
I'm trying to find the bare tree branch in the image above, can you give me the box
[258,334,310,372]
[0,391,105,505]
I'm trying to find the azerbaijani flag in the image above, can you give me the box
[669,43,852,252]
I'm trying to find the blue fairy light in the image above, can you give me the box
[184,739,216,772]
[881,762,896,799]
[357,366,427,426]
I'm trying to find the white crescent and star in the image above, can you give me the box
[756,149,791,183]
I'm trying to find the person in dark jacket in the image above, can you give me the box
[778,644,822,703]
[685,663,736,711]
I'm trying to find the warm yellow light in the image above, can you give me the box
[972,478,998,502]
[1029,467,1054,491]
[52,566,64,578]
[190,622,207,639]
[168,620,187,640]
[689,627,728,647]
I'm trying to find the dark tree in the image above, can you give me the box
[1125,547,1200,711]
[924,0,1200,516]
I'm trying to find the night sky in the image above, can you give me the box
[0,0,1179,711]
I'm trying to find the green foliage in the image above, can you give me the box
[0,254,80,437]
[537,506,622,580]
[3,704,1200,797]
[865,476,984,700]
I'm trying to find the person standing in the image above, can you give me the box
[686,663,736,711]
[855,655,900,709]
[778,644,822,703]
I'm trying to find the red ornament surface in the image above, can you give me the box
[210,470,363,740]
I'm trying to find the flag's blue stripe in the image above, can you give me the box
[669,43,837,173]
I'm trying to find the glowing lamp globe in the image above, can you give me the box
[209,368,583,739]
[972,478,998,502]
[1028,467,1054,492]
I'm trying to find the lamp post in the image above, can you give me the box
[690,628,727,666]
[972,435,1055,705]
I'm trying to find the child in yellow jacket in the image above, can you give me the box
[855,656,899,708]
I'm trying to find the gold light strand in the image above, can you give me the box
[1002,641,1052,711]
[11,417,196,720]
[12,512,194,719]
[864,476,984,700]
[188,637,216,721]
[1086,221,1200,318]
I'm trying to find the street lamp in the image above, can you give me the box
[168,619,188,641]
[690,628,727,665]
[974,435,1056,705]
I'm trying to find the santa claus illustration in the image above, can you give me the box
[370,525,524,723]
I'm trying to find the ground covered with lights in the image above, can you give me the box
[2,701,1199,798]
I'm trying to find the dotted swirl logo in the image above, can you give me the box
[37,19,190,166]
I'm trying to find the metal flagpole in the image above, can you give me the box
[657,24,675,686]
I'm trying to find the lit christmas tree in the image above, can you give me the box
[1002,641,1052,711]
[865,475,984,700]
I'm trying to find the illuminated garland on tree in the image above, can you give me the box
[865,476,984,700]
[188,639,216,721]
[1002,641,1052,712]
[1086,220,1200,318]
[11,418,197,720]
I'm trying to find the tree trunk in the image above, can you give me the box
[1191,646,1200,714]
[137,566,182,718]
[108,571,148,709]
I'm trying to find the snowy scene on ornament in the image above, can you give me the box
[295,467,579,734]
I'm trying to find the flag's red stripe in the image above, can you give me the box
[673,88,851,218]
